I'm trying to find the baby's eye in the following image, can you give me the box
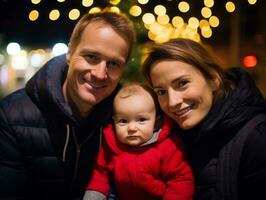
[117,119,128,125]
[137,117,147,124]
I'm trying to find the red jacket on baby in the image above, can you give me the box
[86,116,194,200]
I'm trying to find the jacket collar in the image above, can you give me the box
[25,54,120,127]
[179,67,266,143]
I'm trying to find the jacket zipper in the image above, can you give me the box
[70,126,97,185]
[71,126,80,185]
[63,124,70,162]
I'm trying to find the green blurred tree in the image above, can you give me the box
[120,44,144,83]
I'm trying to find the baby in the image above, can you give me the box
[83,83,194,200]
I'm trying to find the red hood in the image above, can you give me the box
[102,115,174,154]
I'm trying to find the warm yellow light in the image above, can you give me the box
[192,33,201,42]
[164,23,173,29]
[201,26,212,38]
[149,22,163,34]
[204,0,214,7]
[29,10,39,21]
[178,1,190,13]
[144,23,151,30]
[129,5,142,17]
[172,16,184,28]
[10,50,28,70]
[225,1,235,13]
[155,30,171,43]
[89,7,101,14]
[157,15,170,25]
[109,6,120,13]
[82,0,93,7]
[138,0,149,5]
[142,13,155,24]
[69,9,80,20]
[199,19,210,28]
[248,0,257,5]
[209,16,219,27]
[31,0,41,4]
[201,7,212,18]
[154,5,166,16]
[170,28,180,39]
[148,31,156,41]
[57,0,66,2]
[188,17,199,29]
[109,0,120,5]
[187,28,198,39]
[181,26,189,38]
[49,9,60,21]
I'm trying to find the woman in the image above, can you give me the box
[142,38,266,200]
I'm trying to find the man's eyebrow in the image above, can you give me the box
[80,48,126,65]
[80,49,99,55]
[112,57,126,65]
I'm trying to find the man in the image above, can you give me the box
[0,9,136,200]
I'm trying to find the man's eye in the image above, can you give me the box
[107,61,120,69]
[85,54,99,63]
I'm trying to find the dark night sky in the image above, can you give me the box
[0,0,265,49]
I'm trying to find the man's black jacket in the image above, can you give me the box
[0,55,118,200]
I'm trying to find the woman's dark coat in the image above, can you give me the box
[0,55,117,200]
[176,68,266,200]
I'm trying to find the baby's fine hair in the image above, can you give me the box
[115,82,162,117]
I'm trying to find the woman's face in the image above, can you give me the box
[150,60,218,130]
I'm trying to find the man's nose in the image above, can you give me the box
[91,61,107,80]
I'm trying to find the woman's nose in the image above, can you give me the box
[168,90,182,108]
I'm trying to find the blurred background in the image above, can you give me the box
[0,0,265,99]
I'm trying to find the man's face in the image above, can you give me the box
[64,21,129,116]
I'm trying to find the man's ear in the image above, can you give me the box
[66,43,71,64]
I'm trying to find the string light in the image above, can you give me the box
[29,10,39,21]
[26,0,260,43]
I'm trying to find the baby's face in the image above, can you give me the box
[113,90,156,147]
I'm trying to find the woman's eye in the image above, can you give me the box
[178,80,189,88]
[155,90,166,96]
